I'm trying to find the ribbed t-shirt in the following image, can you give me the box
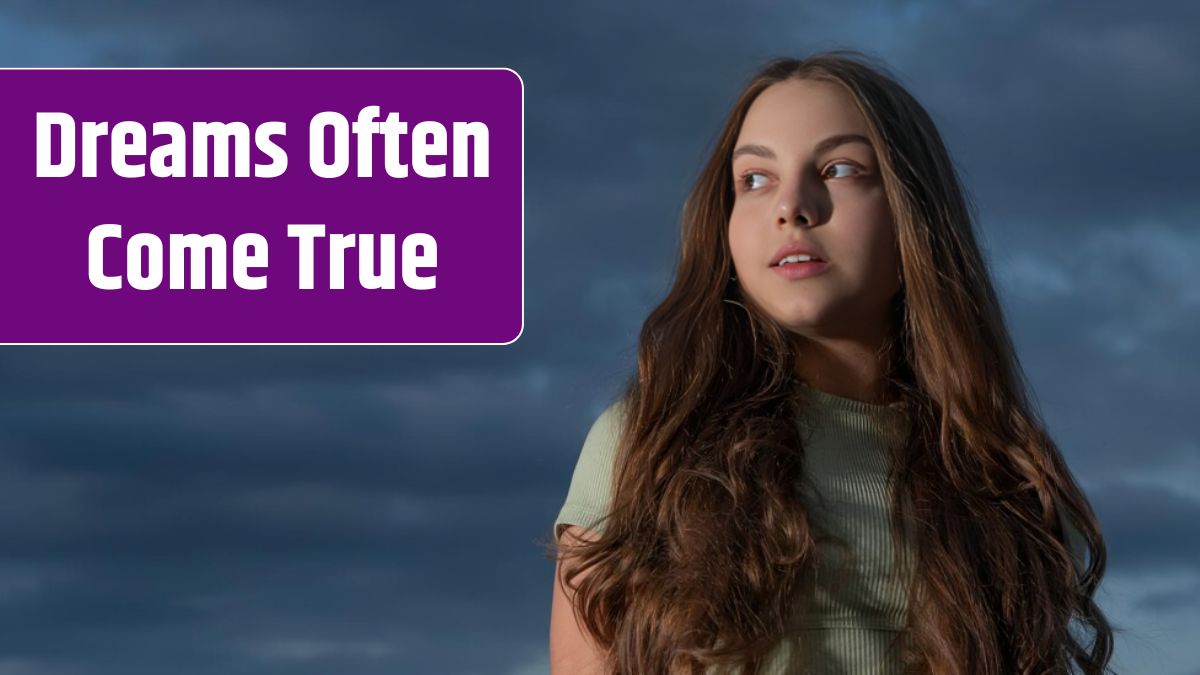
[554,382,1089,675]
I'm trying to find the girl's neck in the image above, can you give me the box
[792,334,894,406]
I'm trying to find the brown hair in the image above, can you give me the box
[551,49,1113,674]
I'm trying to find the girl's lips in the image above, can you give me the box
[771,260,831,280]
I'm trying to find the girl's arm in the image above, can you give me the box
[550,525,608,675]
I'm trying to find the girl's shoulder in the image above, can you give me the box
[553,397,631,539]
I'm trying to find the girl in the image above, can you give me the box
[548,50,1113,675]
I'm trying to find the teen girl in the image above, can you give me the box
[549,51,1113,675]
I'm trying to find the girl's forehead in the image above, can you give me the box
[738,79,867,143]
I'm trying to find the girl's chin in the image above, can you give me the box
[767,312,823,333]
[766,302,843,334]
[768,302,826,324]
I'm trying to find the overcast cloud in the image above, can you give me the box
[0,1,1197,673]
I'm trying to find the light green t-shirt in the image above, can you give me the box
[554,383,1089,675]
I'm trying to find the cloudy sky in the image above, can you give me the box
[1,1,1197,673]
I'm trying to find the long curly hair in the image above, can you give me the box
[552,50,1113,675]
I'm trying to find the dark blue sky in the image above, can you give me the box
[1,2,1198,674]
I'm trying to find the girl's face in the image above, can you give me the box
[728,78,901,339]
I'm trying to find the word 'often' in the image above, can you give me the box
[87,223,437,291]
[37,107,490,179]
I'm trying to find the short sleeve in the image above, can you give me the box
[553,399,628,542]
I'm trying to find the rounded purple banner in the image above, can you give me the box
[0,68,524,345]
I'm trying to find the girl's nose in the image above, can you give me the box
[775,176,820,228]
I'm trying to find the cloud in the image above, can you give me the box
[1091,480,1200,574]
[0,1,1197,673]
[1094,568,1200,675]
[241,637,403,664]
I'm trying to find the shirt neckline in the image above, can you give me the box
[794,380,908,418]
[793,380,912,451]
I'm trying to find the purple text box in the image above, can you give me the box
[0,68,524,344]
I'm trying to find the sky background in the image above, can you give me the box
[1,1,1197,674]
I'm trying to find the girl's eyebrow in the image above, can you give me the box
[731,133,873,162]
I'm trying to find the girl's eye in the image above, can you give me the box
[737,163,863,192]
[738,172,768,192]
[823,162,861,179]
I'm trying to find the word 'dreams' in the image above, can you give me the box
[38,113,289,179]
